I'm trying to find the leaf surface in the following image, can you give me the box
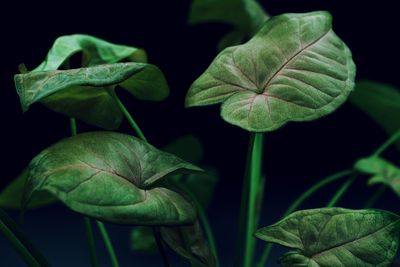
[255,208,400,266]
[186,11,356,132]
[33,34,147,71]
[15,63,169,129]
[23,132,201,225]
[130,226,157,253]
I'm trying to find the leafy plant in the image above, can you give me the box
[1,3,400,267]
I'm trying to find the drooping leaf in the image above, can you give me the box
[130,226,157,253]
[255,208,400,266]
[189,0,268,49]
[163,135,204,163]
[355,156,400,197]
[161,220,216,267]
[33,34,147,72]
[15,63,169,130]
[0,169,55,209]
[23,132,202,225]
[186,11,356,132]
[349,80,400,149]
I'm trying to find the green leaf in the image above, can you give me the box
[355,157,400,197]
[33,34,147,71]
[189,0,268,50]
[186,11,356,132]
[349,81,400,149]
[15,63,169,130]
[23,132,202,225]
[163,135,204,163]
[161,220,216,267]
[255,208,400,266]
[0,169,55,210]
[130,227,157,253]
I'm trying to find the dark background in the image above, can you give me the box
[1,0,399,266]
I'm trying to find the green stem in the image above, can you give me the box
[152,227,171,267]
[326,174,357,208]
[84,218,100,267]
[364,185,386,209]
[243,133,264,267]
[0,208,48,267]
[234,134,254,267]
[372,129,400,157]
[106,88,147,142]
[96,221,120,267]
[256,169,352,267]
[70,118,77,136]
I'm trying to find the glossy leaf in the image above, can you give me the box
[255,208,400,266]
[355,157,400,197]
[130,227,157,253]
[23,132,202,225]
[33,34,147,71]
[161,220,216,267]
[15,63,169,129]
[186,11,356,132]
[0,169,55,210]
[350,80,400,149]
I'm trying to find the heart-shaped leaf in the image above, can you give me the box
[349,80,400,149]
[15,63,169,130]
[355,157,400,197]
[130,226,157,253]
[161,220,216,267]
[23,132,202,225]
[186,11,356,132]
[33,34,147,71]
[0,169,55,209]
[255,208,400,266]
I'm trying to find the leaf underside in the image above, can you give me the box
[24,132,202,225]
[15,63,169,130]
[255,208,400,266]
[355,157,400,198]
[33,34,147,72]
[186,11,356,132]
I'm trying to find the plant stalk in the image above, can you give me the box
[106,87,147,142]
[256,169,352,267]
[326,174,357,207]
[84,218,100,267]
[372,129,400,157]
[152,227,171,267]
[364,185,386,209]
[0,208,49,267]
[96,221,120,267]
[243,133,264,267]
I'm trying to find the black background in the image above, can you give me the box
[1,0,400,266]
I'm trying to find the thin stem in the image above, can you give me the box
[106,88,147,142]
[326,174,357,207]
[243,133,264,267]
[256,169,352,267]
[364,185,386,209]
[372,129,400,157]
[69,118,77,136]
[96,221,120,267]
[84,218,100,267]
[234,134,254,267]
[0,208,49,267]
[152,227,171,267]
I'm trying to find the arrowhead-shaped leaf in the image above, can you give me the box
[349,80,400,149]
[33,34,147,71]
[23,132,202,225]
[161,220,216,267]
[355,157,400,197]
[15,63,169,129]
[255,208,400,266]
[186,11,356,132]
[0,169,55,209]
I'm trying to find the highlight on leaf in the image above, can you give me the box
[15,63,169,130]
[23,132,202,225]
[255,208,400,266]
[185,11,356,132]
[33,34,147,71]
[355,156,400,197]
